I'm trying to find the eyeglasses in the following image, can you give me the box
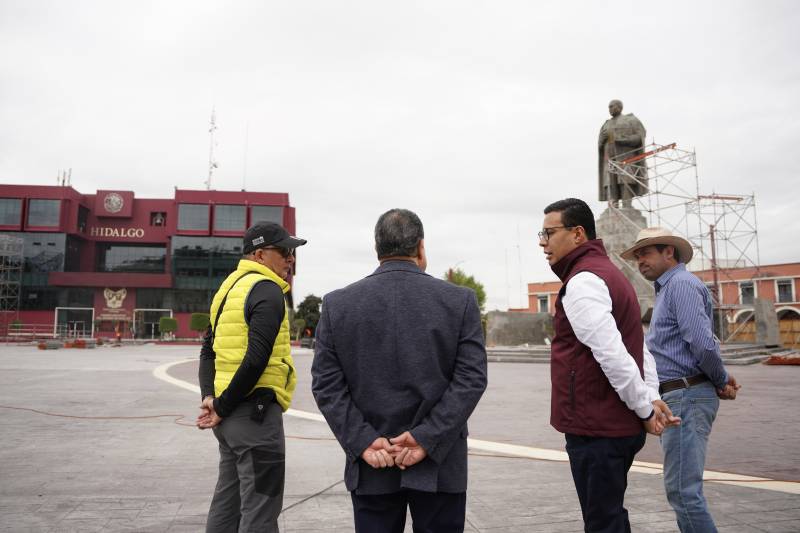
[538,226,574,243]
[260,246,295,258]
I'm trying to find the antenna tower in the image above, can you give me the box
[206,107,218,190]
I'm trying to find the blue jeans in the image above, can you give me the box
[660,381,719,533]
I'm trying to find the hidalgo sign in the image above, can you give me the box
[89,227,145,238]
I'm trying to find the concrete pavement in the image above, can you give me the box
[1,344,799,531]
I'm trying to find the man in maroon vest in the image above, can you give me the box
[539,198,679,532]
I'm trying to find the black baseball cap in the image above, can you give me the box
[243,221,307,254]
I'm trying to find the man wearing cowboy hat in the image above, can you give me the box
[622,227,741,533]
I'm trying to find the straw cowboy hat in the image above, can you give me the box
[620,227,694,263]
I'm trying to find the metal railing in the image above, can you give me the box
[2,323,67,340]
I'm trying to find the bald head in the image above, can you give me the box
[608,100,623,117]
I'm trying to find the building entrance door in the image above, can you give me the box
[54,307,95,338]
[133,308,173,339]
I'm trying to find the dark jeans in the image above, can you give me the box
[565,432,646,533]
[351,489,466,533]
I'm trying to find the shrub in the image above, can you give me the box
[159,317,179,335]
[190,313,211,332]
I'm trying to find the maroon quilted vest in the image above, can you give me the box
[550,240,644,437]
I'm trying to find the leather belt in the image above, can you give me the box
[659,374,710,395]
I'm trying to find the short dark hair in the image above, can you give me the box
[543,198,596,240]
[375,209,424,259]
[654,244,680,262]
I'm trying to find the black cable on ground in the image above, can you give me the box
[0,404,196,426]
[281,479,345,513]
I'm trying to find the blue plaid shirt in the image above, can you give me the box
[645,264,728,388]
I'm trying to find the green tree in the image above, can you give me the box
[445,267,486,312]
[295,294,322,334]
[292,318,306,341]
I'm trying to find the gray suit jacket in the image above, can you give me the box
[311,260,488,494]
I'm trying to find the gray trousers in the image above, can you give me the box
[206,398,285,533]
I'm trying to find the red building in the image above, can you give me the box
[513,264,800,347]
[0,185,297,339]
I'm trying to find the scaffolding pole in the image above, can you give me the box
[0,234,24,338]
[606,142,761,343]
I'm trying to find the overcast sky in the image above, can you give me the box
[2,1,799,310]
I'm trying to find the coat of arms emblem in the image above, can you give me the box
[103,288,127,309]
[104,193,124,213]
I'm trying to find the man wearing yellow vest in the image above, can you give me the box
[197,221,306,532]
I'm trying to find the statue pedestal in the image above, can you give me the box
[486,311,552,347]
[595,206,654,319]
[754,298,782,347]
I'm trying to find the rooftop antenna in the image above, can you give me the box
[205,106,218,190]
[57,169,71,186]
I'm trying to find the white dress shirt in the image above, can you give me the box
[562,271,660,419]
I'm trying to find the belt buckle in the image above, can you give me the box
[681,377,690,389]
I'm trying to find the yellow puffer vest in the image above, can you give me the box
[210,259,296,411]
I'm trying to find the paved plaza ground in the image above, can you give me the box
[1,343,799,532]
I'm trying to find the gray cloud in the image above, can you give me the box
[2,0,798,310]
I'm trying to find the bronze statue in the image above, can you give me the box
[598,100,648,207]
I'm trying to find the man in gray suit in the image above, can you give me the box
[311,208,488,533]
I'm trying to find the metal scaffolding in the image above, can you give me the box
[607,142,761,341]
[0,234,24,337]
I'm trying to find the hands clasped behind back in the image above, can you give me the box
[361,432,429,470]
[197,395,222,429]
[643,399,681,436]
[717,373,741,400]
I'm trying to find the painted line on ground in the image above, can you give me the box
[154,358,799,495]
[152,358,327,422]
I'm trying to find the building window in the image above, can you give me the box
[66,288,94,307]
[739,281,755,305]
[21,232,66,272]
[705,282,721,303]
[21,287,59,310]
[538,295,549,313]
[177,204,209,231]
[173,289,212,313]
[78,206,89,233]
[777,279,795,303]
[214,205,246,231]
[27,199,60,227]
[96,244,166,273]
[65,236,82,272]
[137,288,164,309]
[150,212,166,226]
[251,205,283,225]
[0,198,22,225]
[171,236,241,280]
